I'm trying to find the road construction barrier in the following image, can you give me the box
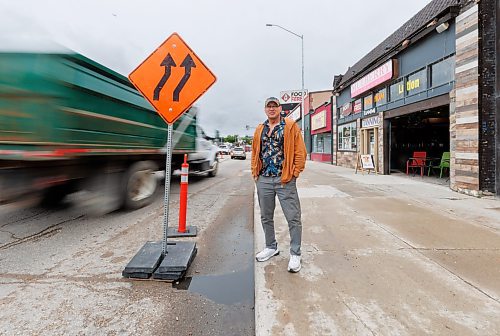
[178,154,189,233]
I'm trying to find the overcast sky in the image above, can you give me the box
[1,0,431,137]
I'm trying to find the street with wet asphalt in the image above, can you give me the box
[0,156,254,336]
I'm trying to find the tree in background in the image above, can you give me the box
[222,135,252,145]
[241,135,252,144]
[224,135,238,144]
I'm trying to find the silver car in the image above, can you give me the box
[218,144,230,155]
[230,146,246,160]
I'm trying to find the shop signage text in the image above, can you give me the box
[311,110,327,130]
[398,83,405,94]
[287,105,301,121]
[362,115,380,128]
[406,69,427,94]
[340,102,352,117]
[363,94,373,110]
[353,99,362,114]
[374,91,385,103]
[360,155,375,169]
[351,60,395,98]
[280,89,308,104]
[363,108,377,116]
[407,78,420,92]
[390,81,405,101]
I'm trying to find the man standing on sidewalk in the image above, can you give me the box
[251,97,306,272]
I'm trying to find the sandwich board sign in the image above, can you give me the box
[355,154,377,174]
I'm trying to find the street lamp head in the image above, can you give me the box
[266,24,273,27]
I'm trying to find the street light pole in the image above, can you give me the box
[266,24,305,136]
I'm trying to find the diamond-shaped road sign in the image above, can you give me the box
[128,33,216,124]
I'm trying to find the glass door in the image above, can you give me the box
[368,129,375,155]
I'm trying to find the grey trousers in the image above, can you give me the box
[256,175,302,256]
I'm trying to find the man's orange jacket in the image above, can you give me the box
[251,118,306,184]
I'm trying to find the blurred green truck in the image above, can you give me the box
[0,52,218,213]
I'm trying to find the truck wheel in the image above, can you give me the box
[207,160,218,177]
[123,161,158,209]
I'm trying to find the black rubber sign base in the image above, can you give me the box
[122,241,197,281]
[167,225,198,237]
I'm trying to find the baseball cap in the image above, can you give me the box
[264,97,280,107]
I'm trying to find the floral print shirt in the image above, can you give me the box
[260,118,285,177]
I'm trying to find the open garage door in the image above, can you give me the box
[387,105,450,174]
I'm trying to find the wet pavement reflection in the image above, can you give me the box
[174,264,254,306]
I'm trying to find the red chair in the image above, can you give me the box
[406,151,427,176]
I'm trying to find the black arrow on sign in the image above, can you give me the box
[173,54,196,102]
[153,53,176,101]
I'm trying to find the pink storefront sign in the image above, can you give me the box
[350,60,394,98]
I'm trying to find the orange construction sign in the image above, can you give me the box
[128,33,217,124]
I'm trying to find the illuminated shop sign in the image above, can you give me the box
[311,110,327,130]
[340,102,353,117]
[353,99,362,114]
[350,59,395,98]
[363,94,373,110]
[390,80,404,101]
[374,88,386,106]
[406,69,427,94]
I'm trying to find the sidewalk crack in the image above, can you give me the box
[424,259,500,304]
[340,299,377,336]
[398,247,500,251]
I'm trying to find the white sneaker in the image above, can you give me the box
[288,255,301,273]
[255,248,279,262]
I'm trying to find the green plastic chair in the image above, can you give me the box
[428,152,450,178]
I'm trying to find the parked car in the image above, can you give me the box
[230,146,246,160]
[218,144,230,155]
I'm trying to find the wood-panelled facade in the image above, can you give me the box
[451,3,481,195]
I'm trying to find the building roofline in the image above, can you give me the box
[334,0,462,93]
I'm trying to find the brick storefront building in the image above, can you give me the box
[332,0,499,197]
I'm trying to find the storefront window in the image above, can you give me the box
[374,88,387,106]
[338,122,357,151]
[389,79,404,101]
[312,133,332,154]
[406,68,427,95]
[431,55,455,87]
[312,134,321,152]
[324,134,332,154]
[363,94,373,110]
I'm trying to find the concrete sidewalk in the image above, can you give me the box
[254,161,500,336]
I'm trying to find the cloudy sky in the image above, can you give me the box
[1,0,431,137]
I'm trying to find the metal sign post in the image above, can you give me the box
[122,32,216,281]
[162,124,173,255]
